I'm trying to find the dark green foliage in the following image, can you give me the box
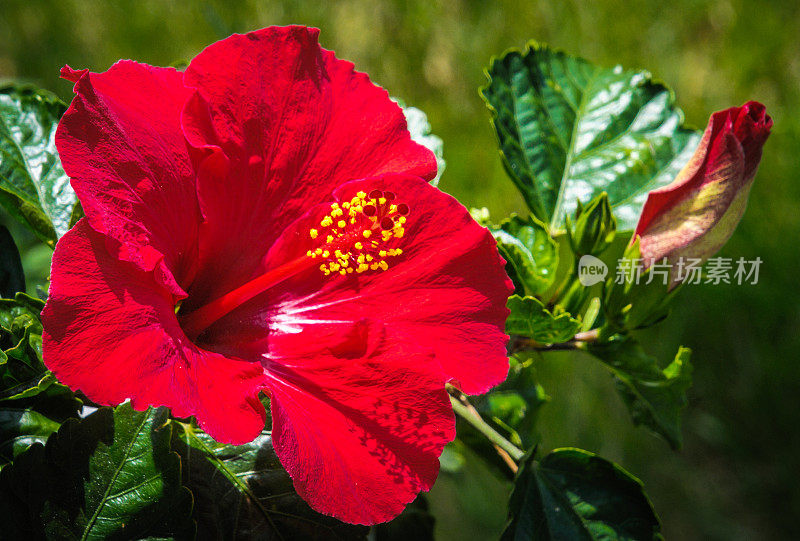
[503,448,662,540]
[172,421,368,541]
[0,404,195,540]
[0,225,25,297]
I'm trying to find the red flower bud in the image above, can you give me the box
[634,102,771,283]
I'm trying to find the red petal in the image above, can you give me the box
[205,174,513,395]
[180,26,436,308]
[42,221,267,444]
[265,321,455,524]
[56,60,200,298]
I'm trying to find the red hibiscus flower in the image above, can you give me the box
[40,26,512,524]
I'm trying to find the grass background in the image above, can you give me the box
[1,1,797,538]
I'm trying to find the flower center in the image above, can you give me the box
[178,189,409,339]
[309,189,408,276]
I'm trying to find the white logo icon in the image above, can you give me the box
[578,255,608,286]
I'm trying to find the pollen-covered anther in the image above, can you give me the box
[308,189,410,277]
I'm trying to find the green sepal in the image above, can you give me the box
[565,192,617,257]
[603,238,681,331]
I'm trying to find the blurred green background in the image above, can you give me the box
[1,1,797,539]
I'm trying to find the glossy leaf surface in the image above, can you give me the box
[492,215,558,296]
[0,85,78,244]
[482,43,701,230]
[0,404,194,539]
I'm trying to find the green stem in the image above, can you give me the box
[509,328,600,354]
[448,395,525,462]
[549,263,576,305]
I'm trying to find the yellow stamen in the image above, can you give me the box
[302,190,410,280]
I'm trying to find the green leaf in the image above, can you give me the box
[477,356,550,449]
[481,42,701,230]
[0,407,60,468]
[394,98,446,186]
[0,225,25,298]
[506,295,581,344]
[460,358,549,475]
[0,85,79,245]
[0,291,44,334]
[0,404,194,539]
[403,105,445,186]
[0,293,46,397]
[173,420,367,540]
[0,292,81,466]
[503,359,550,443]
[1,379,81,426]
[588,335,693,449]
[0,293,79,413]
[438,439,467,473]
[492,214,558,296]
[502,448,662,541]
